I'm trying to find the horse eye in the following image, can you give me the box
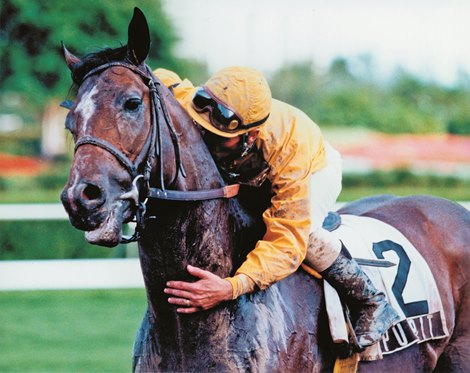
[124,98,142,112]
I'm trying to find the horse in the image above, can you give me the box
[60,8,470,372]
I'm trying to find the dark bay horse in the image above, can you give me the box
[61,8,470,372]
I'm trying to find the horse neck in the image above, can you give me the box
[155,83,224,192]
[138,86,236,354]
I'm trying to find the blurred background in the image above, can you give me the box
[1,0,469,371]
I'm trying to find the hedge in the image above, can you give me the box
[0,220,133,260]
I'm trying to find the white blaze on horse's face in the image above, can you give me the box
[76,85,98,134]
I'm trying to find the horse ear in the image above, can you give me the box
[61,42,81,71]
[127,7,150,65]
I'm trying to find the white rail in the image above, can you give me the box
[0,202,469,221]
[0,258,144,291]
[0,202,469,291]
[0,203,68,220]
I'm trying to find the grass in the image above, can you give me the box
[1,183,470,204]
[339,170,470,201]
[0,289,147,373]
[0,189,63,204]
[338,185,470,202]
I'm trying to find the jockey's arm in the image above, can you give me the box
[164,146,314,312]
[156,67,320,310]
[224,138,313,299]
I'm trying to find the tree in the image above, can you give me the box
[267,59,459,134]
[269,61,323,121]
[0,0,206,117]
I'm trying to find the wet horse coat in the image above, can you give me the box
[61,8,470,372]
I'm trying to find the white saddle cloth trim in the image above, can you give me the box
[324,214,449,359]
[324,280,348,343]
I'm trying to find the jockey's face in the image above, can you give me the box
[203,132,242,162]
[202,129,259,165]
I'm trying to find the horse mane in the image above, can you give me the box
[71,45,131,85]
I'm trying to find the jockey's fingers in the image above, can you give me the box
[176,306,200,314]
[166,280,198,292]
[164,287,194,300]
[167,297,193,307]
[186,265,213,279]
[169,296,208,307]
[166,280,215,297]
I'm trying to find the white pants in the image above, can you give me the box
[304,142,343,272]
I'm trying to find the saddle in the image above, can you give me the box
[311,212,449,361]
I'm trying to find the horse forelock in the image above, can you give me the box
[71,46,130,85]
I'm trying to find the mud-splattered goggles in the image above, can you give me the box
[192,88,268,133]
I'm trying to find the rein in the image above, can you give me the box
[72,61,239,242]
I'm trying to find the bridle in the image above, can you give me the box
[67,61,239,243]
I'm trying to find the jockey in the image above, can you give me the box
[158,66,399,349]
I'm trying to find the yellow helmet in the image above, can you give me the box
[182,66,272,138]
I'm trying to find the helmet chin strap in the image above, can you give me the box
[209,132,254,166]
[240,132,255,157]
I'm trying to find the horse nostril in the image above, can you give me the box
[76,182,106,209]
[82,184,102,201]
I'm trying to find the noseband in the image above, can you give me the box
[70,61,239,243]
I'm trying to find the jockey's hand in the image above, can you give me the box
[164,265,233,313]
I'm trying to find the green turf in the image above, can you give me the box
[0,289,147,373]
[2,184,470,204]
[338,185,470,202]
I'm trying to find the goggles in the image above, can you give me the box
[192,88,268,133]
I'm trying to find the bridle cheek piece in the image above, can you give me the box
[71,61,239,243]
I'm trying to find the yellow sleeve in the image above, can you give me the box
[225,118,316,298]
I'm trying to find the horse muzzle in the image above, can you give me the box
[61,181,106,226]
[61,180,132,247]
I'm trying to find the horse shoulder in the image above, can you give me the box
[227,270,334,372]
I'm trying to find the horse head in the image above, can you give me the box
[61,8,179,247]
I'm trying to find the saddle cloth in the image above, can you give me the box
[323,213,449,360]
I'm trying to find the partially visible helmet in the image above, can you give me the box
[153,68,182,87]
[183,66,272,138]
